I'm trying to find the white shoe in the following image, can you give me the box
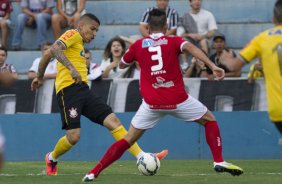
[82,173,95,182]
[214,161,243,176]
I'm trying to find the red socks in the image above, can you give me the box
[89,139,130,177]
[204,121,224,162]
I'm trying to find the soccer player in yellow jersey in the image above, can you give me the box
[221,0,282,135]
[31,13,167,176]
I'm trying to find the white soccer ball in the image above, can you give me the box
[136,153,160,176]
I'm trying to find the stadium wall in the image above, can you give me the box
[0,112,281,161]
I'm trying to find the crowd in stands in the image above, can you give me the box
[0,0,265,86]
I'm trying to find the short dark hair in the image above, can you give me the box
[274,0,282,23]
[85,49,91,54]
[80,13,100,25]
[0,47,7,56]
[148,9,167,30]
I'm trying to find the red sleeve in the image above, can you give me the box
[121,42,137,65]
[173,36,188,53]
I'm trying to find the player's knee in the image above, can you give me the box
[103,113,122,131]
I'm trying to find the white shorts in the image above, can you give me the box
[131,95,208,129]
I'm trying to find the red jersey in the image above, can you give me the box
[122,33,188,108]
[0,0,12,17]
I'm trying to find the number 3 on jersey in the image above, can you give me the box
[149,46,163,72]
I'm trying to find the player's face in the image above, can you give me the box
[0,50,7,66]
[80,20,100,43]
[213,38,225,52]
[190,0,202,11]
[156,0,169,10]
[111,41,124,57]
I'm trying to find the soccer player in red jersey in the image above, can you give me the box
[82,9,243,182]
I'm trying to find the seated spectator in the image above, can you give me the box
[100,37,128,78]
[177,9,198,70]
[183,0,217,54]
[139,0,178,37]
[85,49,102,81]
[184,57,209,78]
[205,33,241,80]
[12,0,55,50]
[0,0,13,48]
[247,60,264,83]
[0,47,18,86]
[122,61,140,79]
[52,0,86,39]
[28,42,57,79]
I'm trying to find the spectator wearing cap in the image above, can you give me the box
[205,33,241,80]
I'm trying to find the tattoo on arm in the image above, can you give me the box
[51,41,76,71]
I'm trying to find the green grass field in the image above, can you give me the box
[0,160,281,184]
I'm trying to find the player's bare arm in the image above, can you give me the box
[31,45,53,91]
[183,42,225,80]
[220,50,245,72]
[51,41,82,84]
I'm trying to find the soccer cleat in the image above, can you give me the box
[155,149,168,160]
[45,152,58,176]
[214,161,243,176]
[82,173,95,182]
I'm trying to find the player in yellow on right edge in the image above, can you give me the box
[221,0,282,136]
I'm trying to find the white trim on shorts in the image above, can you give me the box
[131,95,208,130]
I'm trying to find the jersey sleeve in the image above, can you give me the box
[174,36,188,53]
[58,30,80,49]
[121,43,137,65]
[240,34,261,63]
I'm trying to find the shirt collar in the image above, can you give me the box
[149,33,164,39]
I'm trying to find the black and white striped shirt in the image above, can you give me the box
[140,7,179,30]
[0,63,16,73]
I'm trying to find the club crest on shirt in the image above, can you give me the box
[142,39,154,48]
[152,76,174,89]
[69,107,78,118]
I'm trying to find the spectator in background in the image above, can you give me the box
[28,42,57,79]
[0,0,13,48]
[177,9,198,70]
[184,57,209,78]
[12,0,55,50]
[85,49,102,81]
[100,37,128,79]
[122,61,140,79]
[247,60,264,83]
[0,47,18,86]
[205,33,241,80]
[52,0,86,39]
[184,0,217,54]
[139,0,178,37]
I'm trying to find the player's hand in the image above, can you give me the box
[212,66,225,81]
[31,77,43,91]
[70,68,82,84]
